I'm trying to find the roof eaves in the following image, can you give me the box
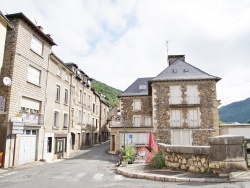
[6,12,56,46]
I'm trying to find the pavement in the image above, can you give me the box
[1,147,250,183]
[117,158,250,183]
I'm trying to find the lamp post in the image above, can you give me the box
[123,112,126,149]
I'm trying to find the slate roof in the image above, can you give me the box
[119,77,153,97]
[151,59,221,82]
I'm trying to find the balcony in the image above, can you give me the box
[21,113,44,125]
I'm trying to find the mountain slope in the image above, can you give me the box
[219,97,250,123]
[91,80,122,107]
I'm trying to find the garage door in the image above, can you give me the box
[19,130,37,164]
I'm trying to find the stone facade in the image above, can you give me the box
[152,80,220,146]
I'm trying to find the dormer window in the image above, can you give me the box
[173,69,177,73]
[139,85,146,90]
[184,69,189,72]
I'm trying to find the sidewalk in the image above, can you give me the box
[117,159,250,183]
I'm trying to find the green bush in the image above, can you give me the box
[150,152,166,169]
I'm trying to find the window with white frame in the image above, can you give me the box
[169,86,182,104]
[83,112,85,124]
[57,66,62,77]
[133,100,141,110]
[63,113,68,128]
[27,65,41,85]
[65,73,69,82]
[64,89,68,104]
[54,111,59,127]
[78,110,82,124]
[171,129,192,145]
[144,117,151,126]
[88,95,91,106]
[186,85,200,104]
[133,116,141,127]
[84,92,86,105]
[188,109,199,127]
[170,109,182,127]
[31,36,43,55]
[56,85,60,102]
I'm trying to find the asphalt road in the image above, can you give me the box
[0,141,250,188]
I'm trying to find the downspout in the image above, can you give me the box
[68,72,73,154]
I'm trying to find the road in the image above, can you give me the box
[0,141,249,188]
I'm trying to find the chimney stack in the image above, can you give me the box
[37,26,43,31]
[168,55,185,65]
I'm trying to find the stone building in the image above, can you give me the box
[109,55,221,153]
[0,13,56,167]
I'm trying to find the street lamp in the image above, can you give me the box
[123,112,126,149]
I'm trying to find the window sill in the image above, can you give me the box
[62,127,68,130]
[30,49,44,58]
[55,101,60,104]
[52,126,59,130]
[27,81,41,87]
[63,103,68,106]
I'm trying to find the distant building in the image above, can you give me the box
[109,55,221,153]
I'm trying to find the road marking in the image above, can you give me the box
[92,173,104,181]
[0,171,18,179]
[113,174,124,181]
[231,172,247,178]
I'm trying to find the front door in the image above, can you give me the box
[56,138,63,159]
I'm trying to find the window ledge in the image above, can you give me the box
[52,126,59,130]
[62,127,68,130]
[55,101,60,104]
[63,103,68,106]
[30,49,44,58]
[27,81,41,87]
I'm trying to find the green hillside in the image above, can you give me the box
[92,80,122,107]
[219,97,250,123]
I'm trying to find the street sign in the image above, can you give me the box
[12,130,23,134]
[129,134,133,138]
[0,96,5,113]
[13,122,24,126]
[11,117,22,122]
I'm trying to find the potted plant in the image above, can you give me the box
[123,145,136,164]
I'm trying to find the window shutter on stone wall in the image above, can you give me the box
[170,110,181,127]
[188,109,199,127]
[170,86,182,104]
[186,85,199,104]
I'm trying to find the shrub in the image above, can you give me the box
[149,152,166,169]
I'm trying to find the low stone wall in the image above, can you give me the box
[159,144,210,172]
[158,135,248,173]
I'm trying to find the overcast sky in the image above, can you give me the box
[1,0,250,106]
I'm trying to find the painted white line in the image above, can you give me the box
[232,172,247,178]
[0,171,18,179]
[92,173,104,181]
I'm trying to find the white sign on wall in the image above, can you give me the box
[0,96,5,112]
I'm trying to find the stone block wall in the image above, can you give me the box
[152,80,220,146]
[121,96,152,127]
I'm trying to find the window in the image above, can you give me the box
[92,118,94,126]
[83,112,85,124]
[188,109,199,127]
[170,110,182,127]
[79,90,83,103]
[171,129,192,145]
[27,65,41,85]
[134,116,141,127]
[139,85,146,89]
[144,117,151,126]
[54,111,59,127]
[56,85,60,102]
[47,137,52,153]
[169,86,182,104]
[64,89,68,104]
[93,103,95,113]
[31,36,43,55]
[133,100,141,110]
[88,95,91,106]
[186,85,200,104]
[78,110,82,124]
[84,92,87,105]
[96,105,98,114]
[57,66,62,77]
[65,73,69,82]
[63,113,68,128]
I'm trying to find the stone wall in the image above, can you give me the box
[121,96,152,127]
[152,80,220,146]
[159,135,248,173]
[159,144,210,172]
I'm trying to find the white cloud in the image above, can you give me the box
[1,0,250,106]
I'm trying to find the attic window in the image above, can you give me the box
[184,69,189,72]
[173,69,177,73]
[139,85,146,89]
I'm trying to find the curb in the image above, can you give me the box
[116,167,244,183]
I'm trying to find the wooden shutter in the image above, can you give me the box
[187,85,199,104]
[170,86,182,104]
[188,109,199,127]
[171,110,181,127]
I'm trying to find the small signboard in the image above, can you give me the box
[129,134,133,138]
[11,117,22,123]
[12,130,24,134]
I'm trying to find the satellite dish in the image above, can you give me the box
[3,77,12,86]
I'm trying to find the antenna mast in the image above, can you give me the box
[166,40,170,63]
